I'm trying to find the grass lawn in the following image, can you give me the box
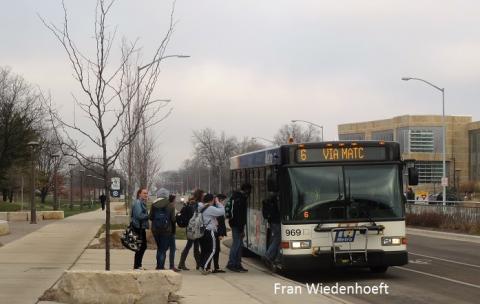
[0,199,101,217]
[0,202,22,212]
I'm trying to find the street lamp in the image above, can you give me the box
[68,163,75,209]
[125,54,190,209]
[402,77,446,206]
[79,169,85,210]
[252,137,275,145]
[27,141,39,224]
[291,120,324,141]
[136,54,189,121]
[51,153,61,211]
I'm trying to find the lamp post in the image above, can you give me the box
[252,137,275,145]
[27,141,39,224]
[51,153,61,210]
[128,54,189,205]
[79,169,85,210]
[291,120,324,141]
[402,77,446,206]
[68,163,75,209]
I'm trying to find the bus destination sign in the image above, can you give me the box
[296,146,386,162]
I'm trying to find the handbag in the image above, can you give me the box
[120,223,143,252]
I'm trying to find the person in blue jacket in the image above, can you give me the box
[131,188,149,270]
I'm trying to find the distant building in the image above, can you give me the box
[338,115,480,194]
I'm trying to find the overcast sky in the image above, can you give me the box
[2,0,480,170]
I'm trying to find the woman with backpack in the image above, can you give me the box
[198,193,225,275]
[149,188,176,270]
[131,188,149,270]
[178,189,204,270]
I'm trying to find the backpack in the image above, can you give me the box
[224,193,237,219]
[176,204,192,228]
[152,207,171,232]
[186,205,209,240]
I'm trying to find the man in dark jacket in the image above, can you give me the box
[167,194,180,272]
[99,193,106,210]
[149,188,176,270]
[262,194,281,266]
[226,183,251,272]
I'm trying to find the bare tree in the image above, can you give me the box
[37,130,64,209]
[134,125,162,190]
[40,0,179,270]
[273,122,321,145]
[237,137,266,154]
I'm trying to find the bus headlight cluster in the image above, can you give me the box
[381,237,406,246]
[291,240,311,249]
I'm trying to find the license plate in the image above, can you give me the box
[334,230,356,242]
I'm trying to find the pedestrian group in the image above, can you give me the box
[130,182,281,274]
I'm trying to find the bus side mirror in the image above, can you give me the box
[267,174,279,192]
[408,167,419,186]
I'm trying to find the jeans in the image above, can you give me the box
[265,223,281,262]
[133,228,147,269]
[168,234,176,268]
[178,239,201,268]
[153,234,170,269]
[227,226,243,268]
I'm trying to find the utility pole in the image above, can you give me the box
[69,164,75,209]
[27,141,39,224]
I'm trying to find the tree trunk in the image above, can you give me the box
[104,156,111,271]
[40,188,48,206]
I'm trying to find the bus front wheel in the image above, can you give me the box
[370,266,388,273]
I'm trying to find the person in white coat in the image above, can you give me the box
[197,193,225,275]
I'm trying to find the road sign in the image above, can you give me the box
[111,177,121,190]
[441,177,449,187]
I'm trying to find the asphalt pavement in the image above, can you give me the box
[273,230,480,304]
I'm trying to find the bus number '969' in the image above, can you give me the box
[285,229,302,237]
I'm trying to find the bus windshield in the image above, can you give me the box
[285,164,403,222]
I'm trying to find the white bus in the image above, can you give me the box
[229,141,418,273]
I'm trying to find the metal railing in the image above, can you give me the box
[405,201,480,225]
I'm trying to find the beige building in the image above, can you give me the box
[338,115,480,194]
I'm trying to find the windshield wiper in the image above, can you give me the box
[349,196,378,227]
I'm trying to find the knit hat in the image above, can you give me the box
[156,188,170,198]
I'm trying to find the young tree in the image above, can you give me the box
[40,0,181,270]
[37,130,64,208]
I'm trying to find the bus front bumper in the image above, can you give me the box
[279,250,408,271]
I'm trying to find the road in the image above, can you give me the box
[242,231,480,304]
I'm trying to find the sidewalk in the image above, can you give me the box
[407,227,480,244]
[0,203,342,304]
[0,206,105,304]
[0,220,55,246]
[72,240,343,304]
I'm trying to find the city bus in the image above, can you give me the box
[229,141,418,273]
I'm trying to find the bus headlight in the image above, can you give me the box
[291,240,311,249]
[382,237,406,246]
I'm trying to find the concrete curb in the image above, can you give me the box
[0,220,9,236]
[407,227,480,244]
